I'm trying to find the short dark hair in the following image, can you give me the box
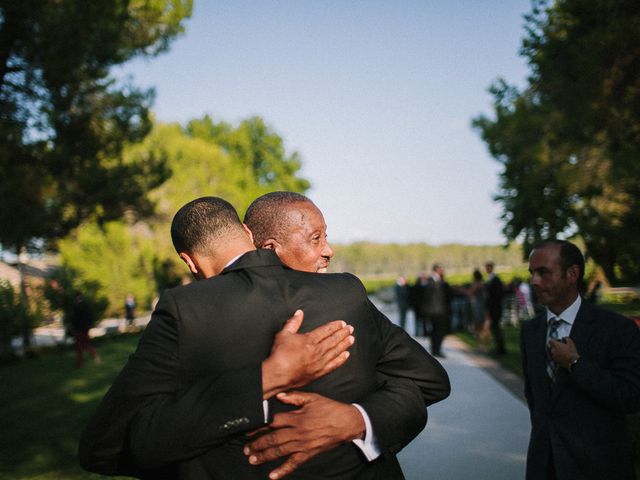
[534,239,585,287]
[171,197,242,254]
[244,191,312,247]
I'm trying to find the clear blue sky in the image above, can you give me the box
[120,0,531,245]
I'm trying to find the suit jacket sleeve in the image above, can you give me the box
[356,299,451,455]
[569,312,640,414]
[79,291,267,474]
[520,324,535,422]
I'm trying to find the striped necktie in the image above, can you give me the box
[546,317,562,381]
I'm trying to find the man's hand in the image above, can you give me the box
[244,391,365,479]
[549,337,580,369]
[262,310,354,399]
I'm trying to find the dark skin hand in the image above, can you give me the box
[549,337,580,369]
[262,310,355,399]
[244,391,365,480]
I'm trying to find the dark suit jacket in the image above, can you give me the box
[520,301,640,480]
[485,275,503,321]
[80,250,450,479]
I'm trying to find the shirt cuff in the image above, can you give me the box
[351,403,381,461]
[262,399,269,423]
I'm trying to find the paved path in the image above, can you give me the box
[375,300,531,480]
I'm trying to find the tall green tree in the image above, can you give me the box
[61,117,312,313]
[0,0,192,344]
[473,0,640,283]
[0,0,191,253]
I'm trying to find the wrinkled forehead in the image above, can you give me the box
[284,201,326,230]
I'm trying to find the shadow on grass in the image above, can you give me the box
[0,334,141,480]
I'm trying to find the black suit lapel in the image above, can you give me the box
[529,314,554,401]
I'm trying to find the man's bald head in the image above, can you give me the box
[244,191,311,248]
[244,191,334,273]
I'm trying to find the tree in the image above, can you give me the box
[61,117,312,315]
[0,0,192,344]
[473,0,640,283]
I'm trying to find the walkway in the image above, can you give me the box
[375,300,531,480]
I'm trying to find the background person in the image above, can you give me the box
[521,240,640,480]
[484,261,506,355]
[394,275,411,331]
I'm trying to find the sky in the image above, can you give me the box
[119,0,531,245]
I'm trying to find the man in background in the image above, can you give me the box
[422,264,452,358]
[521,240,640,479]
[485,261,506,355]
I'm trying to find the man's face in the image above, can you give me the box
[528,244,578,313]
[275,202,334,273]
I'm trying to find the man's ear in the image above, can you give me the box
[566,264,579,285]
[242,224,255,245]
[261,238,280,250]
[179,252,199,276]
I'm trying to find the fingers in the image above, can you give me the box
[275,390,317,407]
[306,319,349,344]
[266,452,309,479]
[280,310,304,334]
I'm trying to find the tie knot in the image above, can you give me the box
[548,317,562,339]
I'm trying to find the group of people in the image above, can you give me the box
[78,190,640,480]
[394,260,508,356]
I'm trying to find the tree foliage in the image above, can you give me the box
[473,0,640,284]
[57,221,156,317]
[0,0,192,252]
[331,242,526,279]
[59,116,312,313]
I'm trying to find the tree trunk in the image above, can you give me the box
[17,247,31,350]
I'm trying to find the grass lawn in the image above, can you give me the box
[0,334,141,480]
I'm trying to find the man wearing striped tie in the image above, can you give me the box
[521,240,640,480]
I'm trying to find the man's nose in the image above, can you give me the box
[322,240,334,258]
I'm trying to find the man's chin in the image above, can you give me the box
[317,267,328,274]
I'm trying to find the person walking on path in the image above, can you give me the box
[484,261,506,355]
[521,240,640,480]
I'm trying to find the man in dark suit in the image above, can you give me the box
[521,240,640,480]
[484,261,506,355]
[80,196,450,479]
[422,264,452,358]
[242,192,448,476]
[410,272,429,337]
[394,276,411,331]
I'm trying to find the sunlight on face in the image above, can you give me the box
[275,202,334,273]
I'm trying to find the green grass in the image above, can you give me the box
[0,334,141,480]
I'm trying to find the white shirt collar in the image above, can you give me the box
[224,253,243,269]
[546,295,581,326]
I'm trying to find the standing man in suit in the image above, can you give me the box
[81,196,450,479]
[521,240,640,480]
[410,272,429,337]
[485,261,506,355]
[394,276,411,331]
[243,191,450,476]
[422,264,452,358]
